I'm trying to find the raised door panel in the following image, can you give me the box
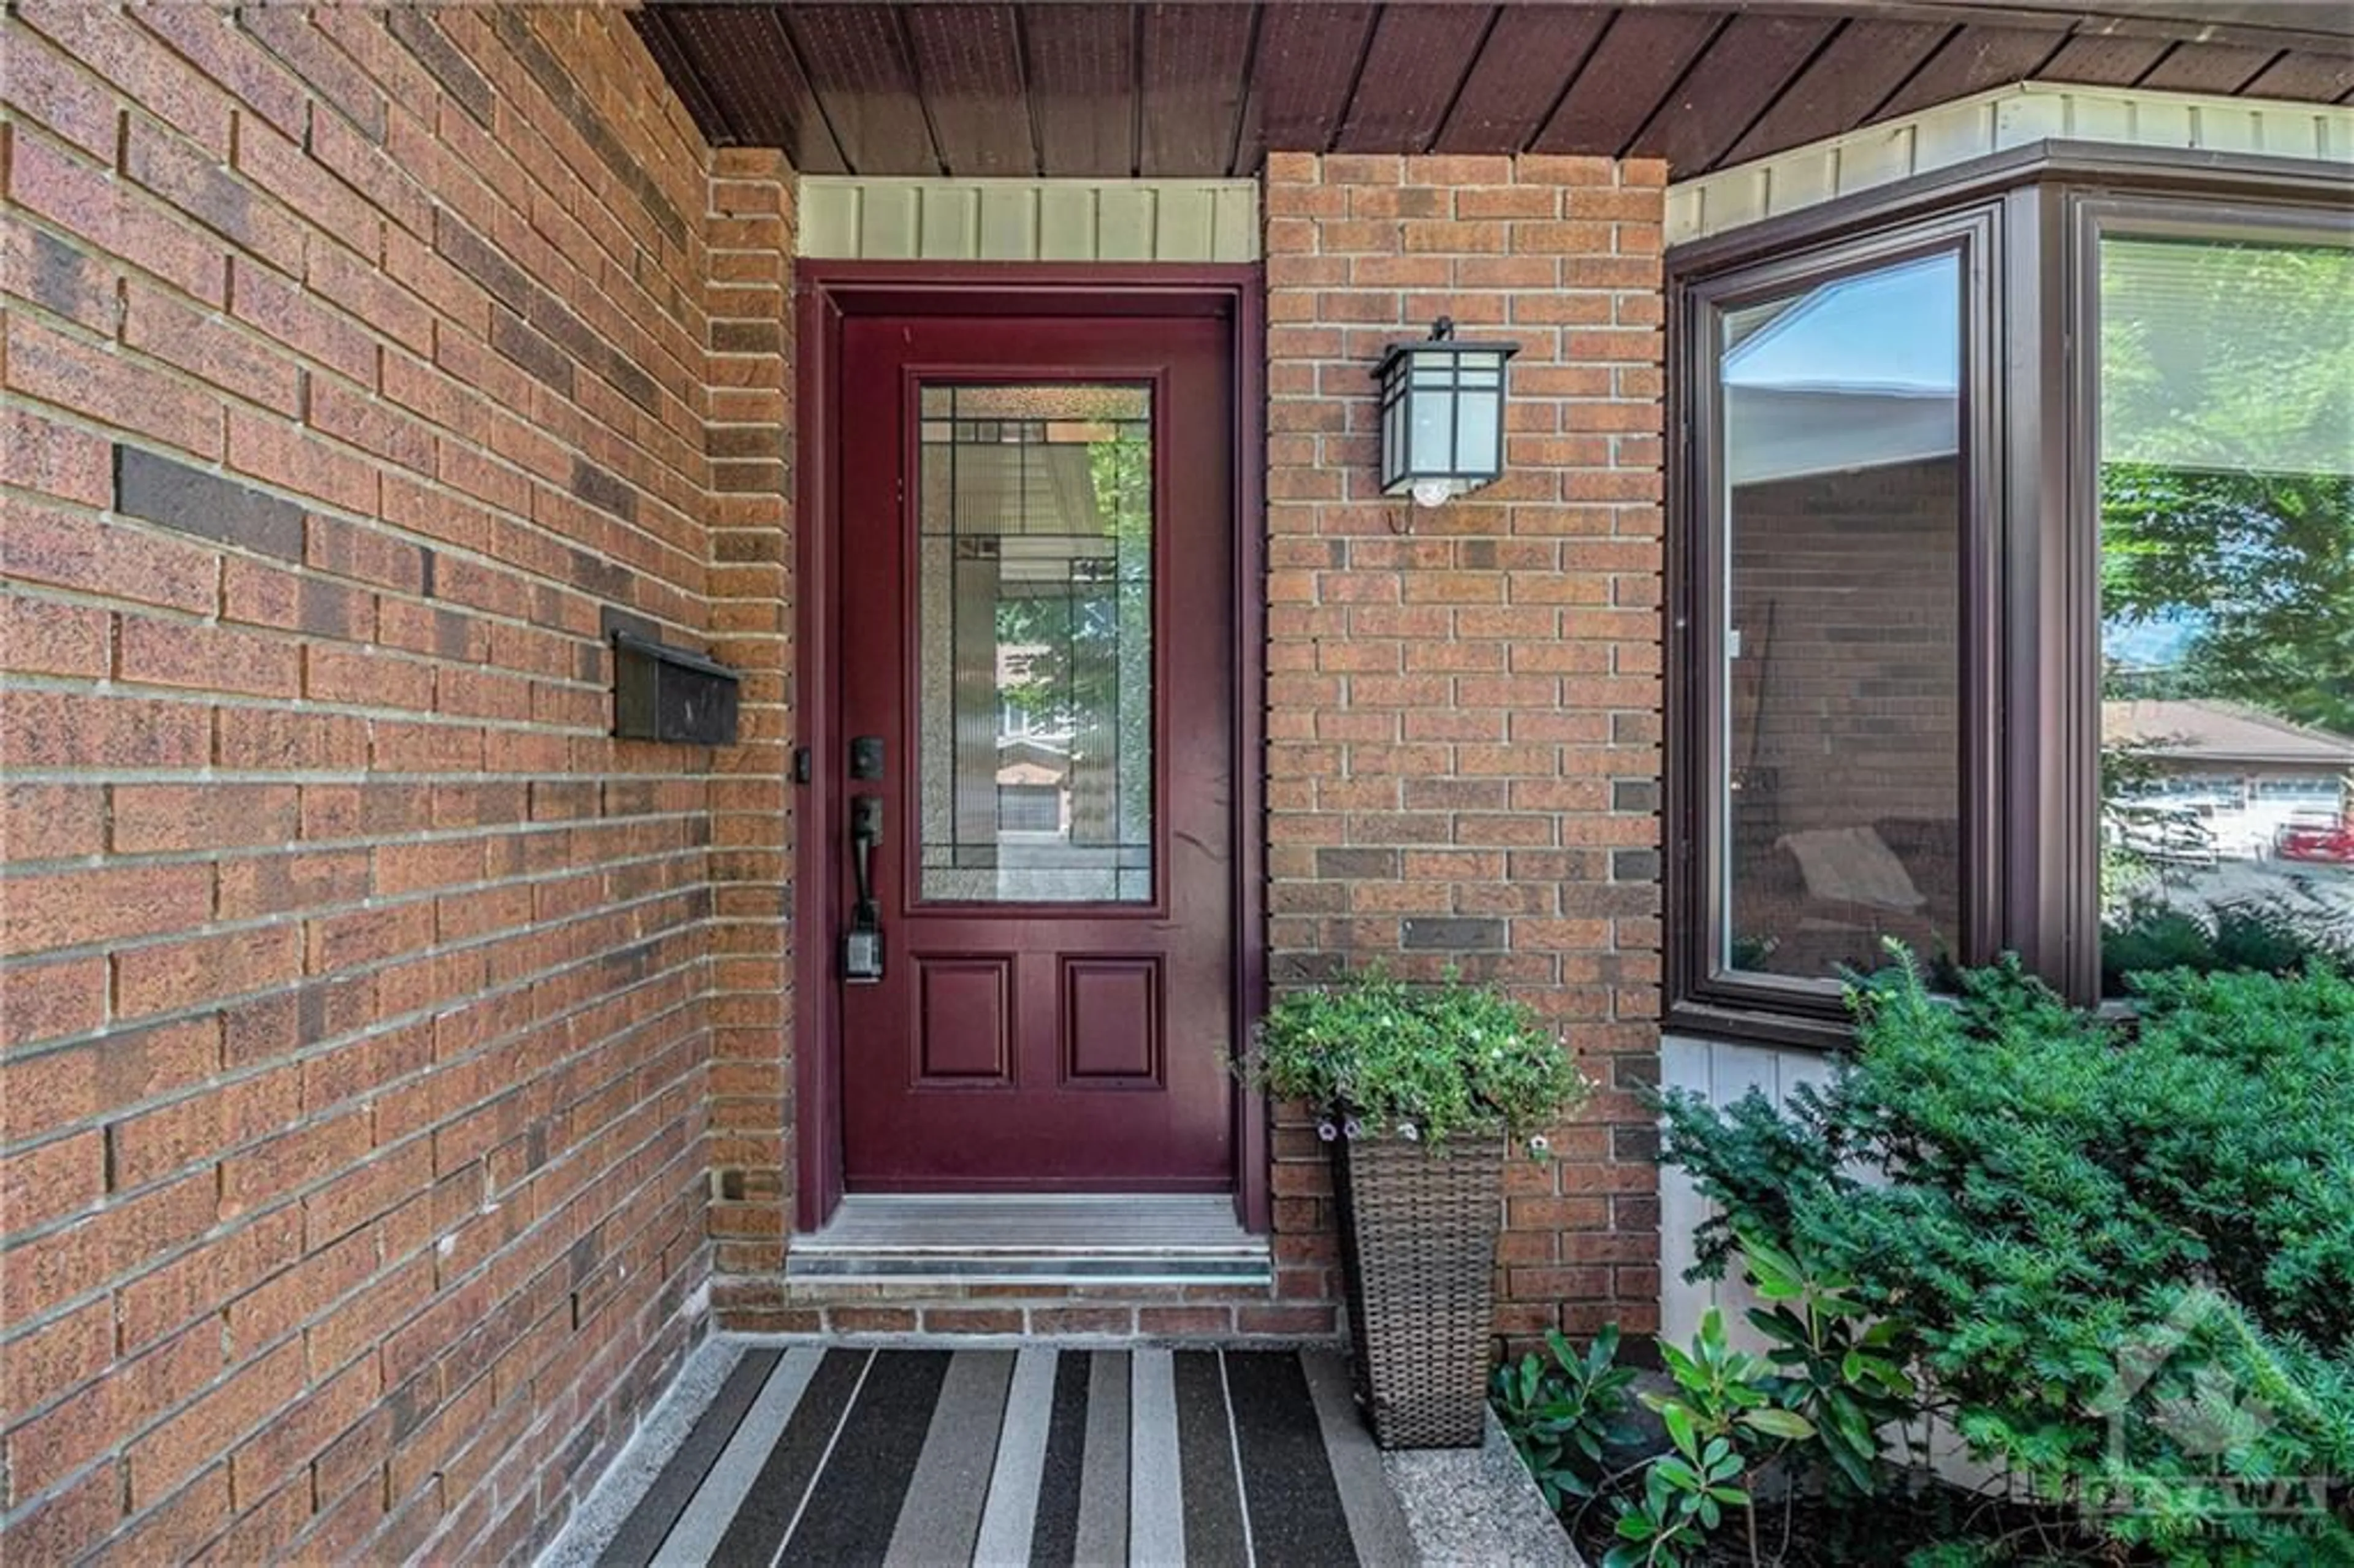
[916,956,1013,1083]
[1063,957,1162,1084]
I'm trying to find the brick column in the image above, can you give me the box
[1262,153,1666,1343]
[702,151,798,1297]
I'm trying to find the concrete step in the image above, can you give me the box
[785,1193,1272,1286]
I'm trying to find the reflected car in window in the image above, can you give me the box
[2106,803,2221,867]
[2275,821,2354,866]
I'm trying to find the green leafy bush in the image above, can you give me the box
[1659,953,2354,1561]
[1610,1306,1816,1567]
[1594,1236,1918,1567]
[2101,891,2353,994]
[1240,967,1588,1145]
[1492,1324,1638,1510]
[1734,1229,1917,1501]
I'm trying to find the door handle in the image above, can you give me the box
[850,794,883,896]
[843,794,885,983]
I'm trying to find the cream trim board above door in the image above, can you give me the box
[799,178,1261,262]
[1668,83,2354,246]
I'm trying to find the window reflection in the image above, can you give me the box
[1720,253,1965,979]
[2098,236,2354,992]
[917,384,1154,904]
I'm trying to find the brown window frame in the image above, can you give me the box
[1666,143,2354,1049]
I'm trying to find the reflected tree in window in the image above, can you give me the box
[2099,237,2354,986]
[991,422,1153,863]
[2103,242,2354,732]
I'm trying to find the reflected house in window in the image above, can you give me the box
[995,642,1075,835]
[1720,254,1965,980]
[2103,700,2354,861]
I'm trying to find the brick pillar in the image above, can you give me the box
[1262,153,1666,1344]
[703,151,798,1294]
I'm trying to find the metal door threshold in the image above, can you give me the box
[786,1194,1271,1285]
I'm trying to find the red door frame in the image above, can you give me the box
[792,262,1268,1235]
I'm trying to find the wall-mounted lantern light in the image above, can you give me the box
[1373,316,1520,508]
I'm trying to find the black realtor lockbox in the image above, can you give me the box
[611,630,740,745]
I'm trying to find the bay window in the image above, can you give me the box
[1669,151,2352,1044]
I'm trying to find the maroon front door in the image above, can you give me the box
[835,313,1235,1190]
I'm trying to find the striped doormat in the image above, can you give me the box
[598,1346,1416,1567]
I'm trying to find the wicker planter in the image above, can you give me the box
[1333,1132,1507,1448]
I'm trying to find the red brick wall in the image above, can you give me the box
[2,7,746,1561]
[1262,152,1667,1345]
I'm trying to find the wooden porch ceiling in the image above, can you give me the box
[632,2,2354,180]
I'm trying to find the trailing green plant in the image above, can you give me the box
[1239,965,1589,1145]
[1658,948,2354,1562]
[1491,1324,1639,1510]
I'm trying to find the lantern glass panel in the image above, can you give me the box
[1411,389,1453,474]
[1382,382,1407,489]
[1457,379,1499,471]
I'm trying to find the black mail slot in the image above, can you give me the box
[612,630,739,745]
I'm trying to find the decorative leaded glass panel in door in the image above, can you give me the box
[914,384,1155,904]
